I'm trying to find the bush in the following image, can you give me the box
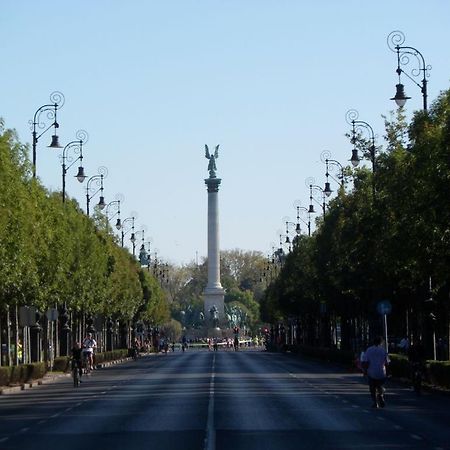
[0,362,46,387]
[296,344,354,365]
[53,357,70,373]
[428,361,450,389]
[387,354,410,378]
[94,349,128,365]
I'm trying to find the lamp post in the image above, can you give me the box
[131,229,145,258]
[387,30,431,111]
[320,150,344,197]
[346,109,376,172]
[306,178,326,215]
[293,201,312,237]
[86,167,107,216]
[121,216,135,248]
[106,199,122,230]
[61,130,88,203]
[284,219,300,248]
[346,109,377,200]
[30,91,65,179]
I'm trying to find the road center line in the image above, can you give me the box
[204,353,216,450]
[0,437,9,443]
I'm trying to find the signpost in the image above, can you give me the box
[377,300,392,352]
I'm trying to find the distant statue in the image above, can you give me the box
[205,144,219,178]
[209,304,219,328]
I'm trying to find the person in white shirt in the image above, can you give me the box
[362,336,390,408]
[82,332,97,371]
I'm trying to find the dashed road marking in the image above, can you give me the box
[410,434,423,441]
[0,437,9,443]
[394,425,403,430]
[19,427,29,433]
[51,413,60,418]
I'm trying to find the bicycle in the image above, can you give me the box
[411,362,424,395]
[82,351,92,375]
[71,359,81,387]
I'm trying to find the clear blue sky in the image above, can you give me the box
[1,1,449,265]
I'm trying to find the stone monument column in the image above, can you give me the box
[203,145,225,323]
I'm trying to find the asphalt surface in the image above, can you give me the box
[0,349,449,450]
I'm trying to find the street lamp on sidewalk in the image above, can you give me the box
[30,91,65,178]
[320,150,344,197]
[121,216,135,248]
[61,130,88,203]
[86,167,107,216]
[307,178,326,215]
[293,201,312,237]
[106,198,123,230]
[387,30,431,111]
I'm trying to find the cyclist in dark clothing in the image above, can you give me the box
[71,342,83,381]
[408,340,426,394]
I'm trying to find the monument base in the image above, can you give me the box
[203,288,225,323]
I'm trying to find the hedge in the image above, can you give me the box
[268,345,450,390]
[0,362,46,387]
[0,349,129,387]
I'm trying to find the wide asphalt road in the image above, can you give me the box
[0,349,449,450]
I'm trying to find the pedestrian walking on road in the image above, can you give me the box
[361,336,390,409]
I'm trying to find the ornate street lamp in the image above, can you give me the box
[61,130,88,203]
[121,216,135,247]
[346,110,376,172]
[30,91,65,178]
[283,217,301,248]
[293,201,312,237]
[106,197,124,230]
[86,166,107,216]
[387,30,431,111]
[306,178,326,215]
[131,229,145,258]
[320,150,344,197]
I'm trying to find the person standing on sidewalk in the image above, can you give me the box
[361,336,390,408]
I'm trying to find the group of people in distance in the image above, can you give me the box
[359,335,426,409]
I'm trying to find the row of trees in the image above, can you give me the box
[261,89,450,359]
[0,119,169,365]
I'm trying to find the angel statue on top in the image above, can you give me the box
[205,144,219,178]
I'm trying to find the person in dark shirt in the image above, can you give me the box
[71,342,83,380]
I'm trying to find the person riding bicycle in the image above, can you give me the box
[82,332,97,371]
[408,340,426,394]
[132,338,140,359]
[71,342,83,382]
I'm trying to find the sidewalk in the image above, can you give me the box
[0,354,149,395]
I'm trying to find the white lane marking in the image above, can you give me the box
[377,416,385,421]
[51,413,60,418]
[0,437,9,442]
[394,425,403,430]
[410,434,423,441]
[204,353,216,450]
[37,420,46,425]
[65,407,73,412]
[19,427,29,433]
[76,402,83,407]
